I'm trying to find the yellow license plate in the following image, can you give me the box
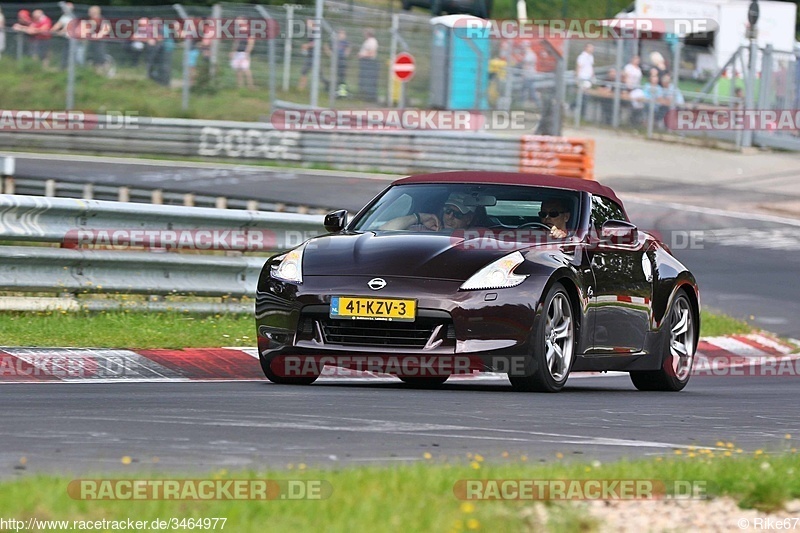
[330,296,416,322]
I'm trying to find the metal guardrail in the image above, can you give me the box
[0,194,325,301]
[0,116,526,174]
[3,176,326,214]
[0,194,322,245]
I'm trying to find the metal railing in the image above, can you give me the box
[0,194,324,303]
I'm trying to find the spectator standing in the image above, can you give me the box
[656,73,684,127]
[623,55,642,90]
[324,29,351,97]
[50,2,76,69]
[26,10,53,67]
[127,17,149,67]
[145,18,161,82]
[297,19,317,91]
[598,67,618,124]
[12,10,33,57]
[576,44,594,88]
[358,28,379,102]
[154,19,177,86]
[230,18,255,89]
[85,6,111,74]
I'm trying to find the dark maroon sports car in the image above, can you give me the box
[255,171,699,392]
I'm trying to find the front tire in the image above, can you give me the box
[630,291,696,391]
[509,282,575,392]
[259,353,319,385]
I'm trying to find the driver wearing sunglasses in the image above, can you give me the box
[539,198,571,239]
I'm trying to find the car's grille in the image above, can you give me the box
[298,312,454,349]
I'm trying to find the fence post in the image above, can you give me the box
[283,5,294,92]
[182,37,191,111]
[309,0,324,108]
[329,31,339,107]
[742,39,758,148]
[388,14,399,107]
[66,37,76,110]
[612,37,623,128]
[753,44,774,149]
[553,38,568,136]
[173,4,191,112]
[671,38,683,93]
[210,4,221,79]
[254,5,277,108]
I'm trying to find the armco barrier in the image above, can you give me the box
[0,194,324,299]
[0,116,595,178]
[0,194,321,246]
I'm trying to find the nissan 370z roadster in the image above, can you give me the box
[255,171,699,392]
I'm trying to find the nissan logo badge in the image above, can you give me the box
[368,278,387,290]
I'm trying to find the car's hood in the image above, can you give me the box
[302,231,546,281]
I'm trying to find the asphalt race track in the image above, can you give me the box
[4,155,800,478]
[2,375,799,477]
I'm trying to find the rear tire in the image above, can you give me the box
[259,353,319,385]
[399,375,449,388]
[630,291,696,391]
[509,282,575,393]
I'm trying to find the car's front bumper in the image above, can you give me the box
[255,274,549,371]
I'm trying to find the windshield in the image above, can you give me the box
[351,183,581,234]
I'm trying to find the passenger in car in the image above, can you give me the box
[381,192,477,231]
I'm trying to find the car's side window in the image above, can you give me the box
[590,195,627,230]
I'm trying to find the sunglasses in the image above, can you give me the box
[443,207,466,219]
[539,210,565,218]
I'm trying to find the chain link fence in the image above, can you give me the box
[3,3,799,149]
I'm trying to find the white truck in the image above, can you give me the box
[625,0,797,72]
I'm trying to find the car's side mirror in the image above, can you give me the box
[324,210,348,233]
[600,220,638,245]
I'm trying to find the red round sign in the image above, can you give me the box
[392,53,416,82]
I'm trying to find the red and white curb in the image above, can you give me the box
[1,334,798,383]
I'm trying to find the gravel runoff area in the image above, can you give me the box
[525,498,800,531]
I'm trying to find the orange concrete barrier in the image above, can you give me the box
[519,136,595,180]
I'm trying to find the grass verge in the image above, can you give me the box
[0,310,253,349]
[1,452,799,531]
[0,309,754,349]
[0,309,757,350]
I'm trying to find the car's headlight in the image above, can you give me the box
[270,243,306,284]
[460,251,528,290]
